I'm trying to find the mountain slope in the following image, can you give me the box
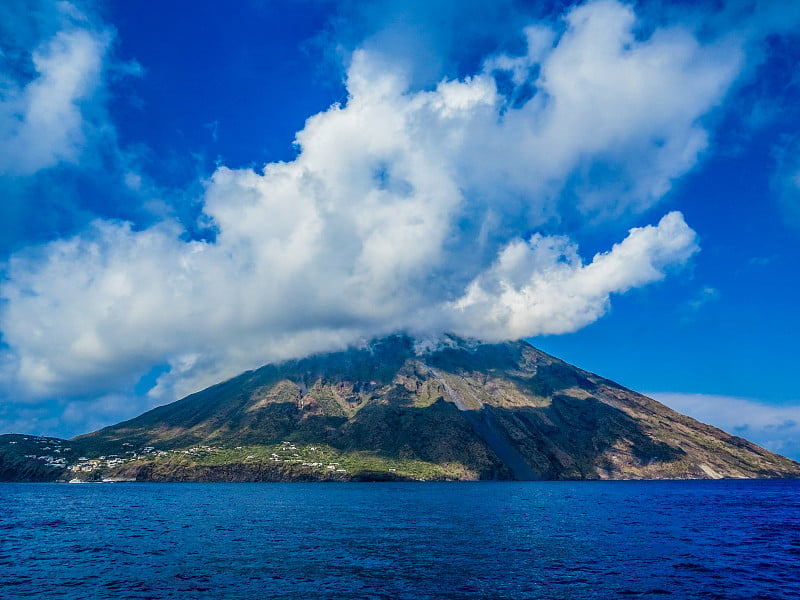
[46,334,796,481]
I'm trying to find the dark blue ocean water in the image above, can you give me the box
[2,480,799,599]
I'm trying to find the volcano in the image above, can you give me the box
[2,335,798,481]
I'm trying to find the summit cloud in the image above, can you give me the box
[0,0,771,418]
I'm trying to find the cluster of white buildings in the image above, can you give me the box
[15,437,353,476]
[68,455,127,473]
[19,438,73,469]
[262,442,347,473]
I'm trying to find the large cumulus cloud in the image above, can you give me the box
[0,1,742,407]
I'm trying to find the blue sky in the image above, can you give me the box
[1,0,799,459]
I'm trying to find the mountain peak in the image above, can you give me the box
[3,336,799,482]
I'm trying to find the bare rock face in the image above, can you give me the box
[5,335,799,481]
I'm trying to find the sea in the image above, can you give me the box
[2,480,799,599]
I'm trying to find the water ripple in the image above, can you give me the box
[1,480,799,599]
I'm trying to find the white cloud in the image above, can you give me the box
[473,0,742,220]
[0,2,111,175]
[0,1,747,411]
[450,212,698,339]
[651,392,800,461]
[686,286,720,312]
